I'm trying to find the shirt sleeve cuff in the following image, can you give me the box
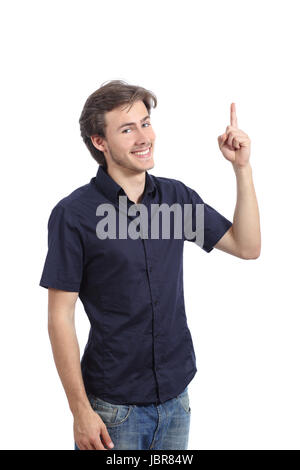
[203,220,233,253]
[39,278,80,292]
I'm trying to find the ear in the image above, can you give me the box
[91,135,106,152]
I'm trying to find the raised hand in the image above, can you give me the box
[217,103,251,168]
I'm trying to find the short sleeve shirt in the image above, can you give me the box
[39,165,233,405]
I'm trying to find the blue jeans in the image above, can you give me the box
[75,386,191,450]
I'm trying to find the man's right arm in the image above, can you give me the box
[47,288,114,451]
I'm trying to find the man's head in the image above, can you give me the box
[79,80,157,173]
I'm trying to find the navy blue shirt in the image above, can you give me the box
[39,165,233,405]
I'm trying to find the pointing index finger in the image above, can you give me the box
[230,102,238,127]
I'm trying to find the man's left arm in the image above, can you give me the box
[214,103,261,259]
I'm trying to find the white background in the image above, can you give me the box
[0,0,299,450]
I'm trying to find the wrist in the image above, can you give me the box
[70,397,92,416]
[232,161,252,173]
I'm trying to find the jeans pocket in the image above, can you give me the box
[87,393,133,427]
[176,388,191,414]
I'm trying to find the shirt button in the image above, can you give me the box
[149,267,152,273]
[154,300,158,306]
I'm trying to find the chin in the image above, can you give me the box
[129,155,154,171]
[147,160,155,170]
[138,159,154,171]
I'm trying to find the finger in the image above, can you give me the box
[79,442,92,450]
[226,129,246,139]
[226,130,245,148]
[223,133,236,150]
[226,125,237,133]
[226,131,237,148]
[218,134,225,148]
[232,137,241,149]
[230,103,238,128]
[93,437,107,450]
[101,426,115,449]
[86,441,95,450]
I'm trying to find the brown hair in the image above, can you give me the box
[79,79,158,167]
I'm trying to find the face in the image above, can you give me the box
[91,100,155,173]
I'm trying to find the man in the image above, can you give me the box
[39,80,261,451]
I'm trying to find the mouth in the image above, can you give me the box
[131,145,152,159]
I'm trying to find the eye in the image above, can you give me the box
[122,122,151,134]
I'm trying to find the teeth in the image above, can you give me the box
[132,147,150,156]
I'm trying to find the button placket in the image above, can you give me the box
[141,237,162,402]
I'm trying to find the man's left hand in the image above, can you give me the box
[218,103,251,169]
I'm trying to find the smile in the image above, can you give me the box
[131,146,152,158]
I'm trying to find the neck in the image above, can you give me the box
[106,164,146,204]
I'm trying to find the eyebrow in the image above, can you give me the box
[117,114,151,131]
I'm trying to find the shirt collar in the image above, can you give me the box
[94,164,156,204]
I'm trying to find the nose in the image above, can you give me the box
[135,126,151,145]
